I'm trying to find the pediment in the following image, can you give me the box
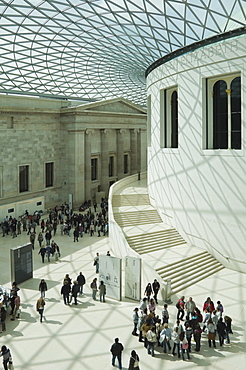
[74,98,146,115]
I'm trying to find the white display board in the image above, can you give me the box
[125,256,141,301]
[99,255,121,301]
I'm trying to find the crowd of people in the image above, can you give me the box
[130,286,233,362]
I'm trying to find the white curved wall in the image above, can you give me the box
[147,34,246,273]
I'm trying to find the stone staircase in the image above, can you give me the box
[113,209,162,227]
[156,251,225,295]
[126,229,186,254]
[112,183,225,295]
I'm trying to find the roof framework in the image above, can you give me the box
[0,0,245,106]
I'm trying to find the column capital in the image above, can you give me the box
[85,129,94,135]
[101,129,112,135]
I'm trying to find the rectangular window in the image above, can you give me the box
[161,86,178,148]
[109,156,114,177]
[19,165,29,193]
[124,154,128,174]
[91,158,98,181]
[45,162,54,187]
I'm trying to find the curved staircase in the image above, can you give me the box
[112,178,225,296]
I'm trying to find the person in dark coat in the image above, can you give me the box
[110,338,124,369]
[39,279,48,298]
[38,245,46,263]
[77,272,86,295]
[217,317,227,346]
[128,350,140,370]
[152,279,160,304]
[144,283,152,302]
[61,281,70,305]
[0,345,13,370]
[71,281,80,305]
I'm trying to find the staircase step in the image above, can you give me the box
[162,260,222,283]
[156,255,214,276]
[156,251,209,273]
[114,210,162,227]
[171,266,225,295]
[134,241,186,254]
[113,194,150,207]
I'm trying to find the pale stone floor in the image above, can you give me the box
[0,226,246,370]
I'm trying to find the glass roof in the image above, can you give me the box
[0,0,245,106]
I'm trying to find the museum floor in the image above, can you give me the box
[0,216,246,369]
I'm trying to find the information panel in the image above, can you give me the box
[99,255,121,301]
[10,243,33,284]
[125,256,141,301]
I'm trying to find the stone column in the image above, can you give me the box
[139,129,147,172]
[130,128,139,175]
[101,129,111,193]
[85,129,94,200]
[116,129,125,180]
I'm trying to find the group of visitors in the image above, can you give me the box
[130,292,232,361]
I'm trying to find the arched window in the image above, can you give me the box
[171,90,178,148]
[161,86,178,148]
[206,74,241,150]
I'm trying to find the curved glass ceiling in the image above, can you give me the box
[0,0,245,106]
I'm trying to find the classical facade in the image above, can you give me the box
[146,32,246,273]
[0,96,147,219]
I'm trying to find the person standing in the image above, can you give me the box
[99,281,106,302]
[203,297,215,314]
[77,272,86,295]
[30,231,36,249]
[194,324,202,352]
[176,296,185,321]
[73,227,79,242]
[61,281,70,305]
[128,350,140,370]
[90,278,97,300]
[0,345,13,370]
[110,338,124,369]
[172,327,181,357]
[132,308,139,336]
[36,296,46,323]
[94,253,99,273]
[162,303,169,325]
[0,306,7,333]
[217,317,227,346]
[152,279,160,304]
[39,279,47,298]
[146,327,157,357]
[11,293,20,321]
[37,232,44,248]
[160,323,172,353]
[185,297,196,321]
[207,318,216,348]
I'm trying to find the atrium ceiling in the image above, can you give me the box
[0,0,245,106]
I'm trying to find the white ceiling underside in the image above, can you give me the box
[0,0,245,106]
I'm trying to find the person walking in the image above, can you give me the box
[30,231,36,249]
[0,345,13,370]
[94,253,99,273]
[61,281,70,305]
[172,326,181,357]
[146,326,157,357]
[110,338,124,369]
[152,279,160,304]
[99,281,106,302]
[90,278,98,300]
[128,350,140,370]
[45,244,51,262]
[36,296,45,323]
[162,303,169,325]
[71,281,80,305]
[38,245,46,263]
[39,279,47,298]
[144,283,152,302]
[77,272,86,295]
[10,293,20,320]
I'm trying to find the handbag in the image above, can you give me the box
[8,362,14,370]
[208,332,216,341]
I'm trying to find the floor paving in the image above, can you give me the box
[0,208,245,369]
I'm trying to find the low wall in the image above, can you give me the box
[108,172,168,301]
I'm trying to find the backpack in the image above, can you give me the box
[176,302,180,309]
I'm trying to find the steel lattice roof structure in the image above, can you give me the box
[0,0,245,106]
